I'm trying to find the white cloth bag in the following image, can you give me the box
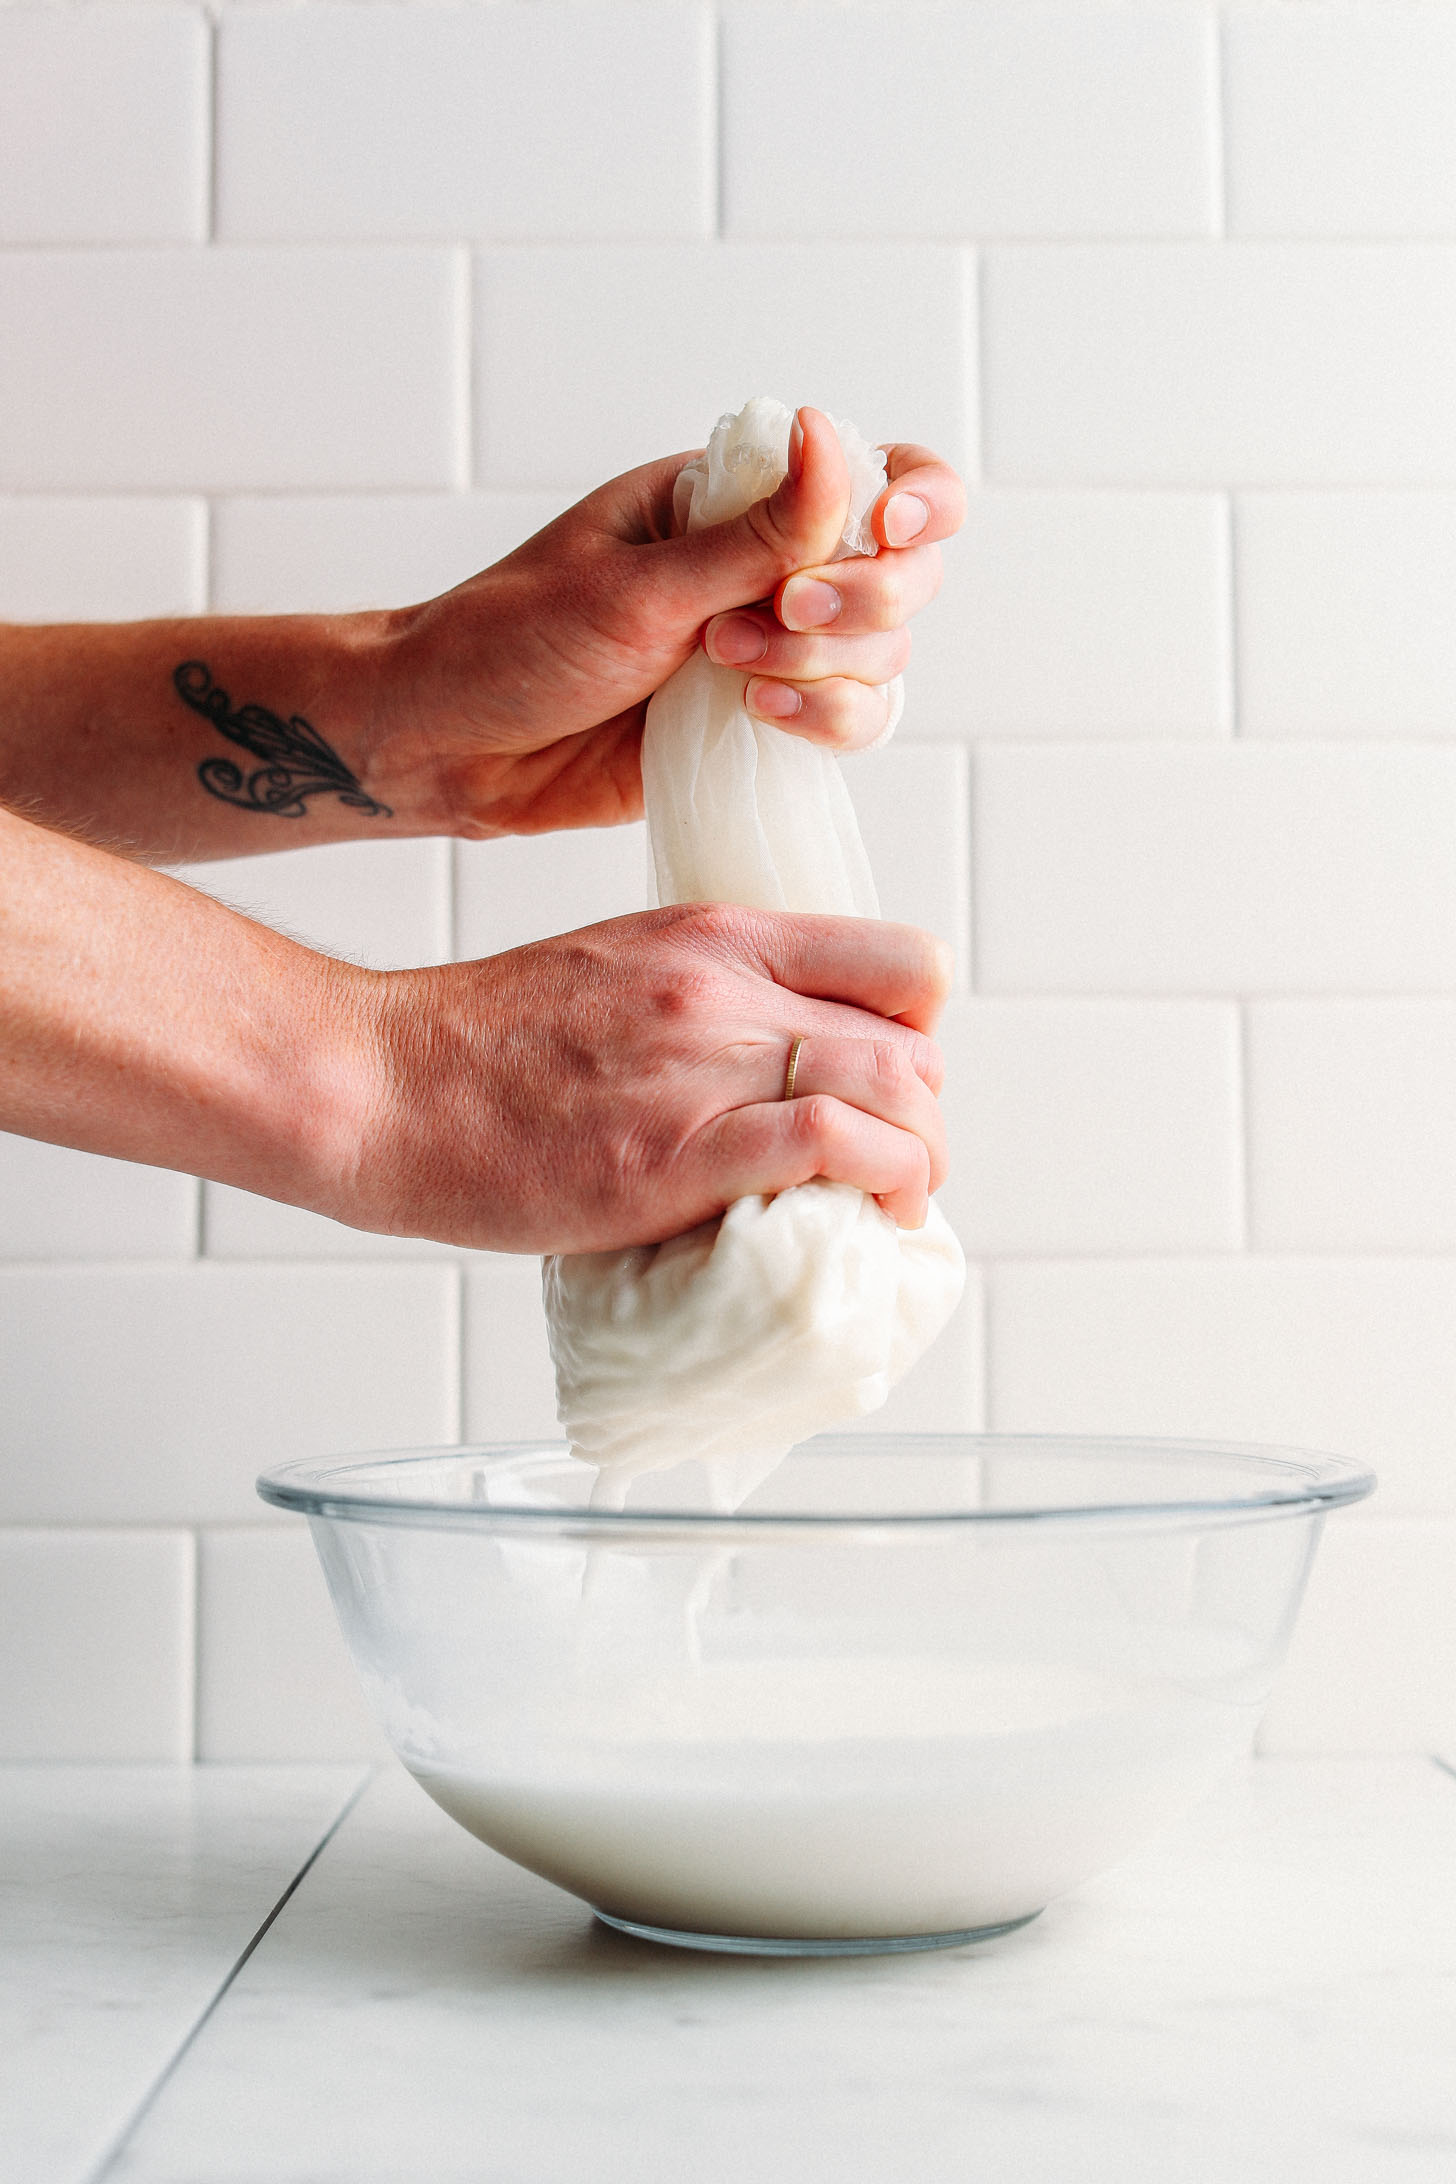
[543,398,965,1510]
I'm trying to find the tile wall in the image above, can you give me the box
[1,2,1452,1759]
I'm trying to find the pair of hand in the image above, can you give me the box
[328,409,964,1247]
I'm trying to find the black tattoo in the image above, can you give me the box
[174,660,391,820]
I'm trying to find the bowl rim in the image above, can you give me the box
[256,1433,1377,1532]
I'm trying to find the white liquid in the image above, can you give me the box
[408,1658,1255,1940]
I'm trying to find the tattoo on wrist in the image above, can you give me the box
[174,660,391,820]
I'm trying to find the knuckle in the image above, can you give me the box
[887,625,913,675]
[868,1039,912,1097]
[791,1092,842,1148]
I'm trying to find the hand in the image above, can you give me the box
[370,408,965,840]
[338,905,952,1251]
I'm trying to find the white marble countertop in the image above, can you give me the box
[3,1756,1453,2184]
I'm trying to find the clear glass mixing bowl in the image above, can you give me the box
[258,1435,1373,1957]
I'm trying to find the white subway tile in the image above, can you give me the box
[723,3,1216,240]
[1237,493,1456,737]
[211,492,574,614]
[839,1272,985,1437]
[937,1000,1241,1255]
[1248,1001,1456,1253]
[0,497,205,620]
[974,743,1456,993]
[455,824,648,959]
[0,1530,193,1760]
[0,250,463,492]
[170,839,452,970]
[462,1257,562,1443]
[474,245,971,486]
[984,244,1456,485]
[1258,1519,1456,1754]
[454,747,965,965]
[0,6,206,243]
[218,4,711,241]
[203,1190,467,1261]
[0,1265,458,1524]
[0,1133,196,1260]
[917,492,1229,740]
[196,1527,389,1761]
[846,743,970,978]
[1227,5,1456,238]
[988,1257,1456,1516]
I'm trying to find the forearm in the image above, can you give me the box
[0,613,423,863]
[0,803,376,1204]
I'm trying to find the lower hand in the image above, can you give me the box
[332,905,952,1250]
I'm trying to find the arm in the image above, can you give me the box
[1,801,950,1245]
[0,412,962,863]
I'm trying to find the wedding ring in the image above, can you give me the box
[783,1035,806,1102]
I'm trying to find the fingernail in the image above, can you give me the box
[707,613,768,666]
[746,677,803,721]
[779,577,841,631]
[788,411,805,483]
[884,493,928,546]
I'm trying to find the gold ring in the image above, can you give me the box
[783,1035,806,1102]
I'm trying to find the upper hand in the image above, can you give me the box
[368,407,965,839]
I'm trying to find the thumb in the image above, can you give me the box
[659,406,852,621]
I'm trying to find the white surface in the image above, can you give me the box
[1226,3,1456,237]
[218,4,711,241]
[974,742,1456,993]
[987,1257,1456,1516]
[1258,1519,1456,1755]
[1237,492,1456,737]
[454,824,649,959]
[460,1256,567,1443]
[848,743,970,976]
[0,1265,459,1524]
[0,498,204,622]
[1248,1001,1456,1252]
[985,244,1456,484]
[472,244,971,484]
[723,2,1215,239]
[0,1532,194,1760]
[0,250,464,491]
[196,1529,389,1763]
[171,839,452,970]
[211,490,573,613]
[0,1133,197,1260]
[0,8,206,245]
[924,491,1230,739]
[0,1766,364,2184]
[33,1758,1443,2184]
[937,1000,1241,1255]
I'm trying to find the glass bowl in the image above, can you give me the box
[258,1434,1373,1957]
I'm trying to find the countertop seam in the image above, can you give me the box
[81,1766,375,2184]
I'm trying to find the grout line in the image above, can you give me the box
[1211,6,1230,240]
[964,744,980,993]
[449,1262,466,1443]
[1233,997,1254,1252]
[969,249,986,486]
[183,1528,201,1763]
[712,6,726,240]
[1221,489,1239,737]
[454,248,474,493]
[204,8,219,247]
[86,1769,375,2184]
